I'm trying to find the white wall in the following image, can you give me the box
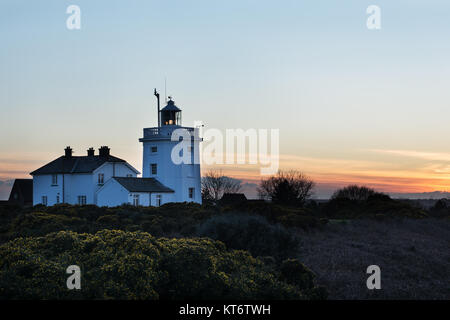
[32,161,139,206]
[66,173,93,205]
[33,174,64,206]
[97,178,175,207]
[141,127,202,204]
[93,163,137,203]
[96,179,129,207]
[150,192,175,206]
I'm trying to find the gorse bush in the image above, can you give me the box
[0,230,324,300]
[0,203,212,244]
[196,214,298,260]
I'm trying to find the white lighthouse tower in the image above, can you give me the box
[139,90,202,204]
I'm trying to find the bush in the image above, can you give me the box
[0,203,213,244]
[196,214,298,261]
[258,171,315,207]
[0,230,323,300]
[429,199,450,218]
[222,201,323,228]
[332,185,376,201]
[323,191,427,219]
[279,259,328,300]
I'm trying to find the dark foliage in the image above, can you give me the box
[429,199,450,218]
[0,203,212,244]
[0,230,325,300]
[332,185,376,201]
[221,201,325,229]
[323,186,427,219]
[196,214,298,261]
[258,171,314,207]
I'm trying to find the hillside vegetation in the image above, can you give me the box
[0,188,448,299]
[0,230,325,300]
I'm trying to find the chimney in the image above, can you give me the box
[99,146,110,157]
[64,146,73,158]
[87,147,95,156]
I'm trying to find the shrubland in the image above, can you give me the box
[0,182,448,300]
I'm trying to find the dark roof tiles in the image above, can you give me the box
[113,177,174,193]
[30,155,126,175]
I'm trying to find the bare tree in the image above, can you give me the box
[201,170,242,202]
[223,177,242,194]
[258,170,315,207]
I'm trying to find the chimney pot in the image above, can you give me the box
[64,146,73,158]
[87,147,95,156]
[99,146,110,157]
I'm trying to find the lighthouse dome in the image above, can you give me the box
[161,99,181,112]
[160,98,182,126]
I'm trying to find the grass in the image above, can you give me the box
[296,218,450,299]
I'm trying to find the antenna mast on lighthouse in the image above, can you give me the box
[154,88,160,127]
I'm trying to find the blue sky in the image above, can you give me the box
[1,1,450,199]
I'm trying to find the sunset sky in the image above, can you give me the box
[2,0,450,199]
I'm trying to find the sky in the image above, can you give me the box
[1,0,450,199]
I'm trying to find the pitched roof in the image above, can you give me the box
[30,155,126,175]
[8,179,33,205]
[113,177,174,193]
[220,193,247,204]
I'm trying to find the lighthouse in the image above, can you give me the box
[139,90,202,204]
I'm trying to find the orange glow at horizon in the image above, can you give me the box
[201,150,450,195]
[2,149,450,196]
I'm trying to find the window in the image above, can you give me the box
[56,195,60,204]
[126,174,133,177]
[156,194,161,207]
[52,174,58,185]
[151,146,158,153]
[133,194,140,206]
[189,187,195,199]
[77,196,87,205]
[151,163,157,175]
[42,196,47,206]
[98,173,104,185]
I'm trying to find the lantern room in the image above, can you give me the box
[160,97,182,126]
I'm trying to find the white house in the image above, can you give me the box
[30,91,202,207]
[30,146,140,206]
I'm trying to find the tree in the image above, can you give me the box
[258,170,315,207]
[331,185,377,201]
[201,170,242,202]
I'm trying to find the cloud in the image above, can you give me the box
[368,149,450,162]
